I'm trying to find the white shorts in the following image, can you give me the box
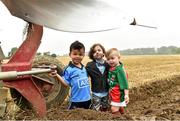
[110,101,126,107]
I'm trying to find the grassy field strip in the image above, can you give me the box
[57,55,180,88]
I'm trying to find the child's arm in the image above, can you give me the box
[124,89,129,104]
[49,69,69,87]
[54,73,69,87]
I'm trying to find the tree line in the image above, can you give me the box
[7,47,57,58]
[7,46,180,58]
[120,46,180,55]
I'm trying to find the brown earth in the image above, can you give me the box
[3,75,180,120]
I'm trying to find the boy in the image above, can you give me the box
[106,48,129,114]
[51,40,91,109]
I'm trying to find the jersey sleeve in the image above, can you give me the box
[116,67,129,90]
[62,69,70,85]
[85,62,90,77]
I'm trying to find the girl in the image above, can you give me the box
[86,43,109,111]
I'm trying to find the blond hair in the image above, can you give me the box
[106,48,121,58]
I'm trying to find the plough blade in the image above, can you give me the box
[4,79,46,117]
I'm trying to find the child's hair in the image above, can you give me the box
[88,43,106,60]
[106,48,120,58]
[70,40,85,52]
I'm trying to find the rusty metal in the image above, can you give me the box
[0,69,52,80]
[32,75,54,85]
[1,23,46,117]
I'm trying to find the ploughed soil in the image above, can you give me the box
[3,76,180,120]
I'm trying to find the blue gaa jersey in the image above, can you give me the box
[62,62,91,102]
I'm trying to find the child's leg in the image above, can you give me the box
[91,94,101,111]
[68,102,77,109]
[101,95,109,111]
[68,100,91,109]
[119,107,125,114]
[111,105,120,114]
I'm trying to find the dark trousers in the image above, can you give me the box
[68,99,91,110]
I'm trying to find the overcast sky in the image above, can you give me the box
[0,0,180,56]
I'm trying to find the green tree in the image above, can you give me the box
[8,47,18,58]
[43,52,50,56]
[36,52,42,56]
[51,53,57,57]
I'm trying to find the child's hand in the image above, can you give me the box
[124,95,129,104]
[49,65,57,77]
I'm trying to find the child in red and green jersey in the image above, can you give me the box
[106,48,129,114]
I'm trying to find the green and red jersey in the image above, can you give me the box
[108,62,128,102]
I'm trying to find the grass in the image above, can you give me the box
[57,55,180,88]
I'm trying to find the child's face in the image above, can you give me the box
[107,54,120,67]
[93,46,104,60]
[69,48,85,65]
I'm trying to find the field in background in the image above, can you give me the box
[57,55,180,88]
[3,54,179,120]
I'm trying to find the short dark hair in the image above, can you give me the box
[70,40,85,52]
[88,43,106,60]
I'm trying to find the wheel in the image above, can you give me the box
[10,89,31,109]
[10,55,69,109]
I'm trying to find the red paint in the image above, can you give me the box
[1,23,46,117]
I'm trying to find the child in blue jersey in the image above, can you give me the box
[86,43,109,111]
[51,40,91,109]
